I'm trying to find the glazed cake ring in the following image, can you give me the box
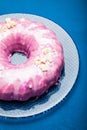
[0,18,64,101]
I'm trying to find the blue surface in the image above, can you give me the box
[0,0,87,130]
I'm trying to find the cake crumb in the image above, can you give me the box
[7,21,16,29]
[39,64,48,72]
[47,56,53,63]
[5,18,11,23]
[5,18,16,29]
[34,57,40,65]
[42,48,51,55]
[0,25,7,32]
[40,57,46,64]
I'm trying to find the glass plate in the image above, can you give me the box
[0,13,79,118]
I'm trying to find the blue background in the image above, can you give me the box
[0,0,87,130]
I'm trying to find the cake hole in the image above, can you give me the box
[11,52,28,65]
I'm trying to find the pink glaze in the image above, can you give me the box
[0,18,64,101]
